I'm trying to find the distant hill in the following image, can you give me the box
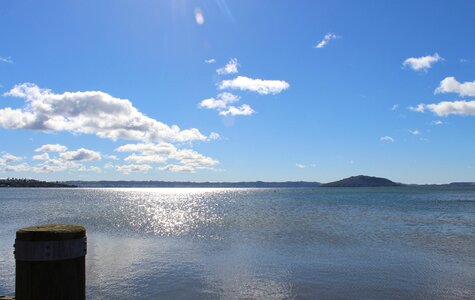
[65,180,322,188]
[321,175,402,187]
[448,182,475,187]
[0,178,76,188]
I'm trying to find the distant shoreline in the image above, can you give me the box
[1,176,474,188]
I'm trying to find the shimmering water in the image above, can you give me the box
[1,187,474,299]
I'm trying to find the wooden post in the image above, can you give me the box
[14,224,87,300]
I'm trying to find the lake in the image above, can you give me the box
[1,187,474,299]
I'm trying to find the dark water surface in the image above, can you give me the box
[1,187,474,299]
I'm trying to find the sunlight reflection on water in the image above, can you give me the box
[1,187,474,299]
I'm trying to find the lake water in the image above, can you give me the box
[1,187,474,299]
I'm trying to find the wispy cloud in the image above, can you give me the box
[296,163,316,169]
[435,77,475,97]
[216,58,239,75]
[409,129,421,136]
[194,8,205,25]
[2,83,212,143]
[0,56,13,64]
[392,104,399,111]
[315,33,339,49]
[403,53,442,71]
[380,136,395,143]
[219,76,289,95]
[205,58,216,64]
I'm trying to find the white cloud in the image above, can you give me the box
[0,153,22,166]
[31,159,82,173]
[2,83,211,143]
[199,92,240,110]
[104,154,119,160]
[79,165,101,173]
[412,100,475,116]
[208,132,221,140]
[116,164,152,173]
[409,129,421,135]
[403,53,442,71]
[409,104,426,112]
[205,58,216,64]
[219,104,255,116]
[194,8,205,25]
[59,148,101,161]
[124,154,168,164]
[392,104,399,111]
[5,163,30,172]
[32,153,50,160]
[0,56,13,64]
[1,153,22,163]
[219,76,289,95]
[199,92,254,117]
[115,142,176,155]
[115,142,219,172]
[0,146,106,174]
[216,58,239,75]
[380,136,395,143]
[157,164,196,172]
[35,144,68,153]
[435,77,475,97]
[432,120,443,125]
[315,33,339,49]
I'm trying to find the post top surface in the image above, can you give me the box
[16,224,86,241]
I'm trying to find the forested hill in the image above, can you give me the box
[321,175,402,187]
[0,178,76,188]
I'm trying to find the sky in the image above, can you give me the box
[0,0,475,184]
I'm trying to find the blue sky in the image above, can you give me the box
[1,0,475,184]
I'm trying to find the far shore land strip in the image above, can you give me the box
[1,175,474,188]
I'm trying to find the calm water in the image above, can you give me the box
[1,187,474,299]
